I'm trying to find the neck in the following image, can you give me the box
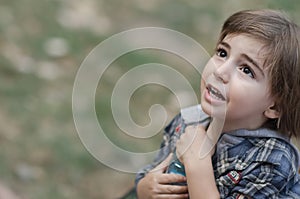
[220,119,267,133]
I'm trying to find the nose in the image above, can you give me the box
[213,61,231,83]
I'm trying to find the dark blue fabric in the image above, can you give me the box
[135,105,300,198]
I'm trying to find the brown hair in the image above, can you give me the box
[218,9,300,137]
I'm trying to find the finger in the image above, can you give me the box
[151,153,174,173]
[161,184,188,194]
[206,118,222,143]
[176,126,198,158]
[157,193,189,199]
[185,124,205,133]
[185,125,198,134]
[199,119,222,158]
[158,173,186,184]
[199,135,214,158]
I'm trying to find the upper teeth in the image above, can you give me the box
[208,86,225,100]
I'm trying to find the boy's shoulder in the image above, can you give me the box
[222,134,299,177]
[216,136,300,198]
[217,128,300,175]
[251,137,299,173]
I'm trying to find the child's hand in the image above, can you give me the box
[136,154,189,199]
[176,125,214,165]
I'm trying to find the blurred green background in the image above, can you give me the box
[0,0,299,198]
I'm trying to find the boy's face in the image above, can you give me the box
[201,34,276,132]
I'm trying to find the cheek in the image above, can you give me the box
[200,72,209,95]
[228,85,271,112]
[202,60,215,77]
[201,61,214,86]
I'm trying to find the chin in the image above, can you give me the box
[201,101,228,120]
[200,103,212,116]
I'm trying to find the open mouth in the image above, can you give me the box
[207,84,226,101]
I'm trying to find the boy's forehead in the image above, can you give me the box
[220,33,269,69]
[222,34,267,58]
[222,33,262,43]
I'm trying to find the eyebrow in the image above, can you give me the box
[218,41,265,77]
[241,54,264,77]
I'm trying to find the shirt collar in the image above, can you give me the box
[224,128,290,142]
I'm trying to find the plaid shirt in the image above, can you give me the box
[135,105,300,198]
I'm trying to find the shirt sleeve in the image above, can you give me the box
[134,113,183,187]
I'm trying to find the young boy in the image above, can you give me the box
[135,9,300,198]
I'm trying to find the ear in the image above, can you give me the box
[264,104,280,119]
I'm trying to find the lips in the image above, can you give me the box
[206,84,226,101]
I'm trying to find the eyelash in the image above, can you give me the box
[216,47,227,58]
[215,47,255,79]
[239,65,255,78]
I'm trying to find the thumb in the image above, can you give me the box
[151,153,174,173]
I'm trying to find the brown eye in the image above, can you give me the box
[216,48,227,58]
[240,66,255,78]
